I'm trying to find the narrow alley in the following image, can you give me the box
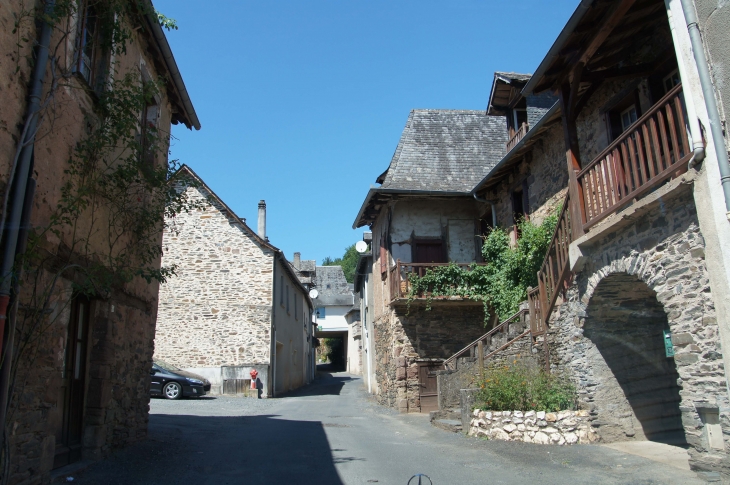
[57,369,704,485]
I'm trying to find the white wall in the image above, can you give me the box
[315,305,350,332]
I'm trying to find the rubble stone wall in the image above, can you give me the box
[374,304,486,412]
[156,184,275,370]
[548,189,729,474]
[468,409,599,445]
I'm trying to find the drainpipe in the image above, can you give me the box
[0,0,55,345]
[472,193,497,228]
[680,0,730,220]
[666,3,705,169]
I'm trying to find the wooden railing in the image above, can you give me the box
[443,309,529,370]
[389,261,487,301]
[577,83,691,229]
[532,192,574,333]
[506,122,529,153]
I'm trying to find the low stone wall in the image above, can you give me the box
[468,409,600,445]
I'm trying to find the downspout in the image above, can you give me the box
[270,259,277,398]
[666,2,705,169]
[680,0,730,220]
[472,193,497,228]
[0,0,55,346]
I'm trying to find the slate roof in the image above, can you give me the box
[494,71,532,83]
[378,110,507,193]
[314,266,353,306]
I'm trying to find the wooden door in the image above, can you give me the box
[414,241,445,263]
[54,298,90,469]
[418,362,443,413]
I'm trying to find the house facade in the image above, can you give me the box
[443,0,730,476]
[155,166,314,397]
[0,1,199,482]
[353,109,508,413]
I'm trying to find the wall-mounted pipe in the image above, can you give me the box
[680,0,730,220]
[472,193,497,228]
[665,2,706,170]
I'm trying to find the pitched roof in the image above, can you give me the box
[378,110,507,193]
[314,266,353,306]
[487,72,532,116]
[170,165,312,308]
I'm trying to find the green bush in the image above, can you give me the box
[474,364,576,412]
[407,212,559,321]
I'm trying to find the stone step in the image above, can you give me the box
[432,419,463,433]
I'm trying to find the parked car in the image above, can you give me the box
[150,360,212,399]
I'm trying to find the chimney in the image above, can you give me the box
[293,252,301,270]
[257,200,266,239]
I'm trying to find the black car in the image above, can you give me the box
[150,360,212,399]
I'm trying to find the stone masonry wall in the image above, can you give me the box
[548,189,729,476]
[156,184,275,370]
[468,409,599,445]
[374,304,487,412]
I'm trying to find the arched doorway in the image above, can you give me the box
[584,273,686,445]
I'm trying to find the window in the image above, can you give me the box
[606,91,642,141]
[286,285,290,313]
[620,105,638,132]
[413,239,446,263]
[280,276,284,306]
[74,2,109,95]
[316,307,326,319]
[663,69,680,94]
[294,294,298,320]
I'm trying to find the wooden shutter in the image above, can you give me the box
[379,234,387,276]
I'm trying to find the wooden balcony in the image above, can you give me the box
[576,84,691,229]
[388,261,487,302]
[506,122,529,153]
[532,84,695,333]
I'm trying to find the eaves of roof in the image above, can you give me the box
[522,0,593,97]
[143,3,200,130]
[472,101,561,194]
[352,188,473,229]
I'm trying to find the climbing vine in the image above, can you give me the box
[407,211,559,322]
[1,2,200,480]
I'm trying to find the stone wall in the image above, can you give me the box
[548,188,729,476]
[468,409,599,445]
[156,183,275,373]
[437,311,540,411]
[374,303,487,412]
[0,5,179,482]
[488,122,568,232]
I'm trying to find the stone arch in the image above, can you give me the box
[582,272,686,445]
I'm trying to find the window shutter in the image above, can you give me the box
[379,234,387,275]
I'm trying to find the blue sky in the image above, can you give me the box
[154,0,579,265]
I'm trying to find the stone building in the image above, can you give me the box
[439,0,730,477]
[0,1,199,482]
[155,166,314,397]
[352,110,508,413]
[312,266,353,369]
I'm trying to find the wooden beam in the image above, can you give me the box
[582,63,654,83]
[572,80,604,119]
[559,82,586,239]
[567,62,585,121]
[574,0,638,66]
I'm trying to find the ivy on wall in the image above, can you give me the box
[407,211,559,323]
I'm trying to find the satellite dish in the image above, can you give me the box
[355,241,368,253]
[309,289,319,299]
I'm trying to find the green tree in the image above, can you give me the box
[322,244,359,283]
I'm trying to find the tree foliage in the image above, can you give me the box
[321,244,359,283]
[407,212,559,322]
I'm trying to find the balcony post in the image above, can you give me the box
[559,82,587,240]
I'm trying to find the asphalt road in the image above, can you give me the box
[58,368,708,485]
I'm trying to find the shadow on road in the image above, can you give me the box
[61,413,345,485]
[279,366,355,398]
